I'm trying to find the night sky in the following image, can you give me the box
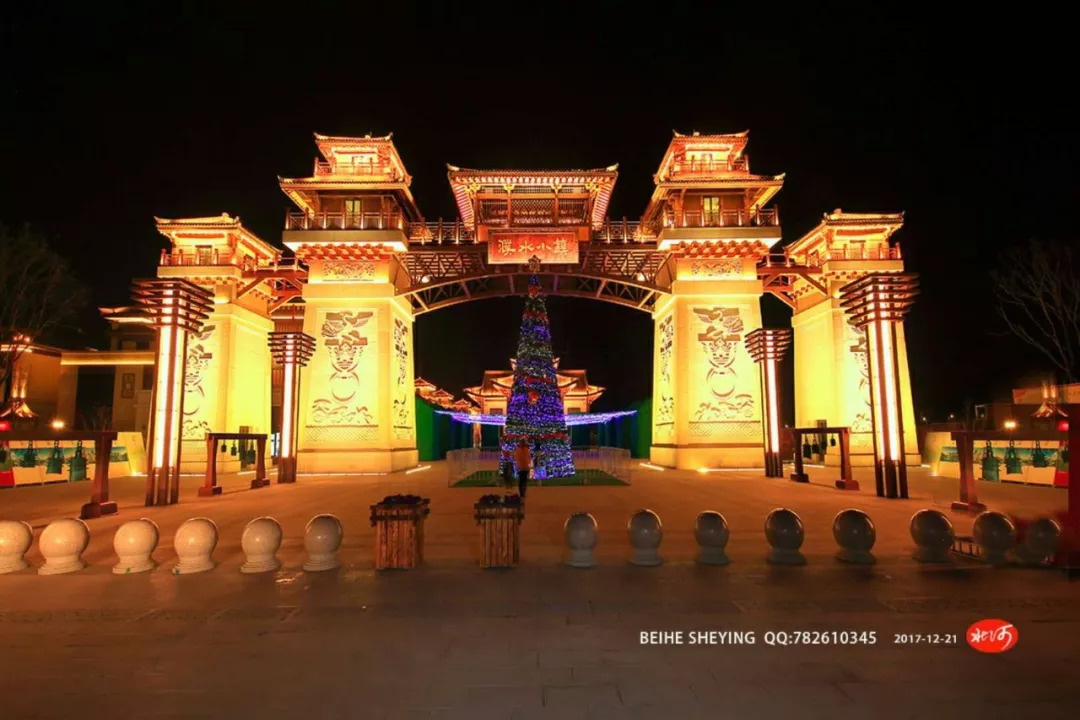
[2,7,1074,421]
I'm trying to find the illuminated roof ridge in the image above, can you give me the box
[154,213,279,260]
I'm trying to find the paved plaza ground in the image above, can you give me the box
[2,463,1078,719]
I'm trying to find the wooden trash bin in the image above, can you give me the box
[370,495,430,570]
[474,494,525,568]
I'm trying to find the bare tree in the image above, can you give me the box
[0,224,88,403]
[991,240,1080,383]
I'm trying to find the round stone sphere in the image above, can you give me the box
[564,512,598,551]
[909,509,954,563]
[241,516,283,574]
[973,511,1016,564]
[112,518,159,574]
[38,518,90,575]
[764,508,804,552]
[627,509,662,550]
[694,511,730,549]
[303,514,343,572]
[172,517,218,575]
[0,519,34,573]
[832,509,876,564]
[1023,517,1063,560]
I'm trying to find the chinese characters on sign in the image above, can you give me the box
[966,619,1017,653]
[487,233,579,265]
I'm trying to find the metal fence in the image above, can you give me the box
[445,446,633,486]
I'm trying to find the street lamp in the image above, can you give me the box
[1003,419,1017,431]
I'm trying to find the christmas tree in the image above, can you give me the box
[501,260,575,479]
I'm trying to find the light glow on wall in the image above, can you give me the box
[280,339,296,459]
[765,358,779,453]
[152,322,174,468]
[877,320,901,462]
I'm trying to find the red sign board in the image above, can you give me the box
[487,232,579,265]
[966,619,1017,653]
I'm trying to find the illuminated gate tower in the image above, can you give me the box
[279,134,419,473]
[645,132,783,469]
[785,212,920,467]
[126,129,919,477]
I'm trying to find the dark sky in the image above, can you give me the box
[2,6,1075,420]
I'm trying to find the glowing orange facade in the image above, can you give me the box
[78,129,919,483]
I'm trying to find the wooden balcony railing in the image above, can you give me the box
[312,159,401,179]
[159,249,258,271]
[669,156,749,176]
[666,207,779,230]
[285,210,404,231]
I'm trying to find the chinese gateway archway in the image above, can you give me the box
[112,130,919,490]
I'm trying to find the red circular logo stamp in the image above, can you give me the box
[967,619,1018,653]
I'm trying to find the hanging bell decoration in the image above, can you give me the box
[221,442,227,454]
[1004,440,1023,475]
[69,440,87,482]
[810,440,821,456]
[20,441,37,468]
[981,441,1000,482]
[230,442,238,457]
[802,440,811,459]
[830,435,837,447]
[1032,440,1048,468]
[46,440,64,474]
[245,447,256,466]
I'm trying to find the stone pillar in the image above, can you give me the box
[134,279,213,506]
[839,273,919,499]
[745,328,792,477]
[650,258,765,470]
[268,332,316,483]
[295,259,418,473]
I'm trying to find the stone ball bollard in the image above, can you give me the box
[764,508,806,565]
[172,517,218,575]
[38,518,90,575]
[694,511,731,566]
[832,509,876,565]
[0,520,34,574]
[241,517,283,574]
[627,509,663,566]
[1016,517,1063,564]
[973,511,1017,566]
[564,512,598,568]
[112,519,159,574]
[909,509,954,563]
[303,514,343,572]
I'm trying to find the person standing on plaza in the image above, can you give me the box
[515,439,531,499]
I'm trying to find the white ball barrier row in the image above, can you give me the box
[627,509,663,566]
[0,508,1065,574]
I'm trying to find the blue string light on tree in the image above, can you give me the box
[500,256,575,478]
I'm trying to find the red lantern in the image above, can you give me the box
[528,389,539,405]
[1058,420,1069,433]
